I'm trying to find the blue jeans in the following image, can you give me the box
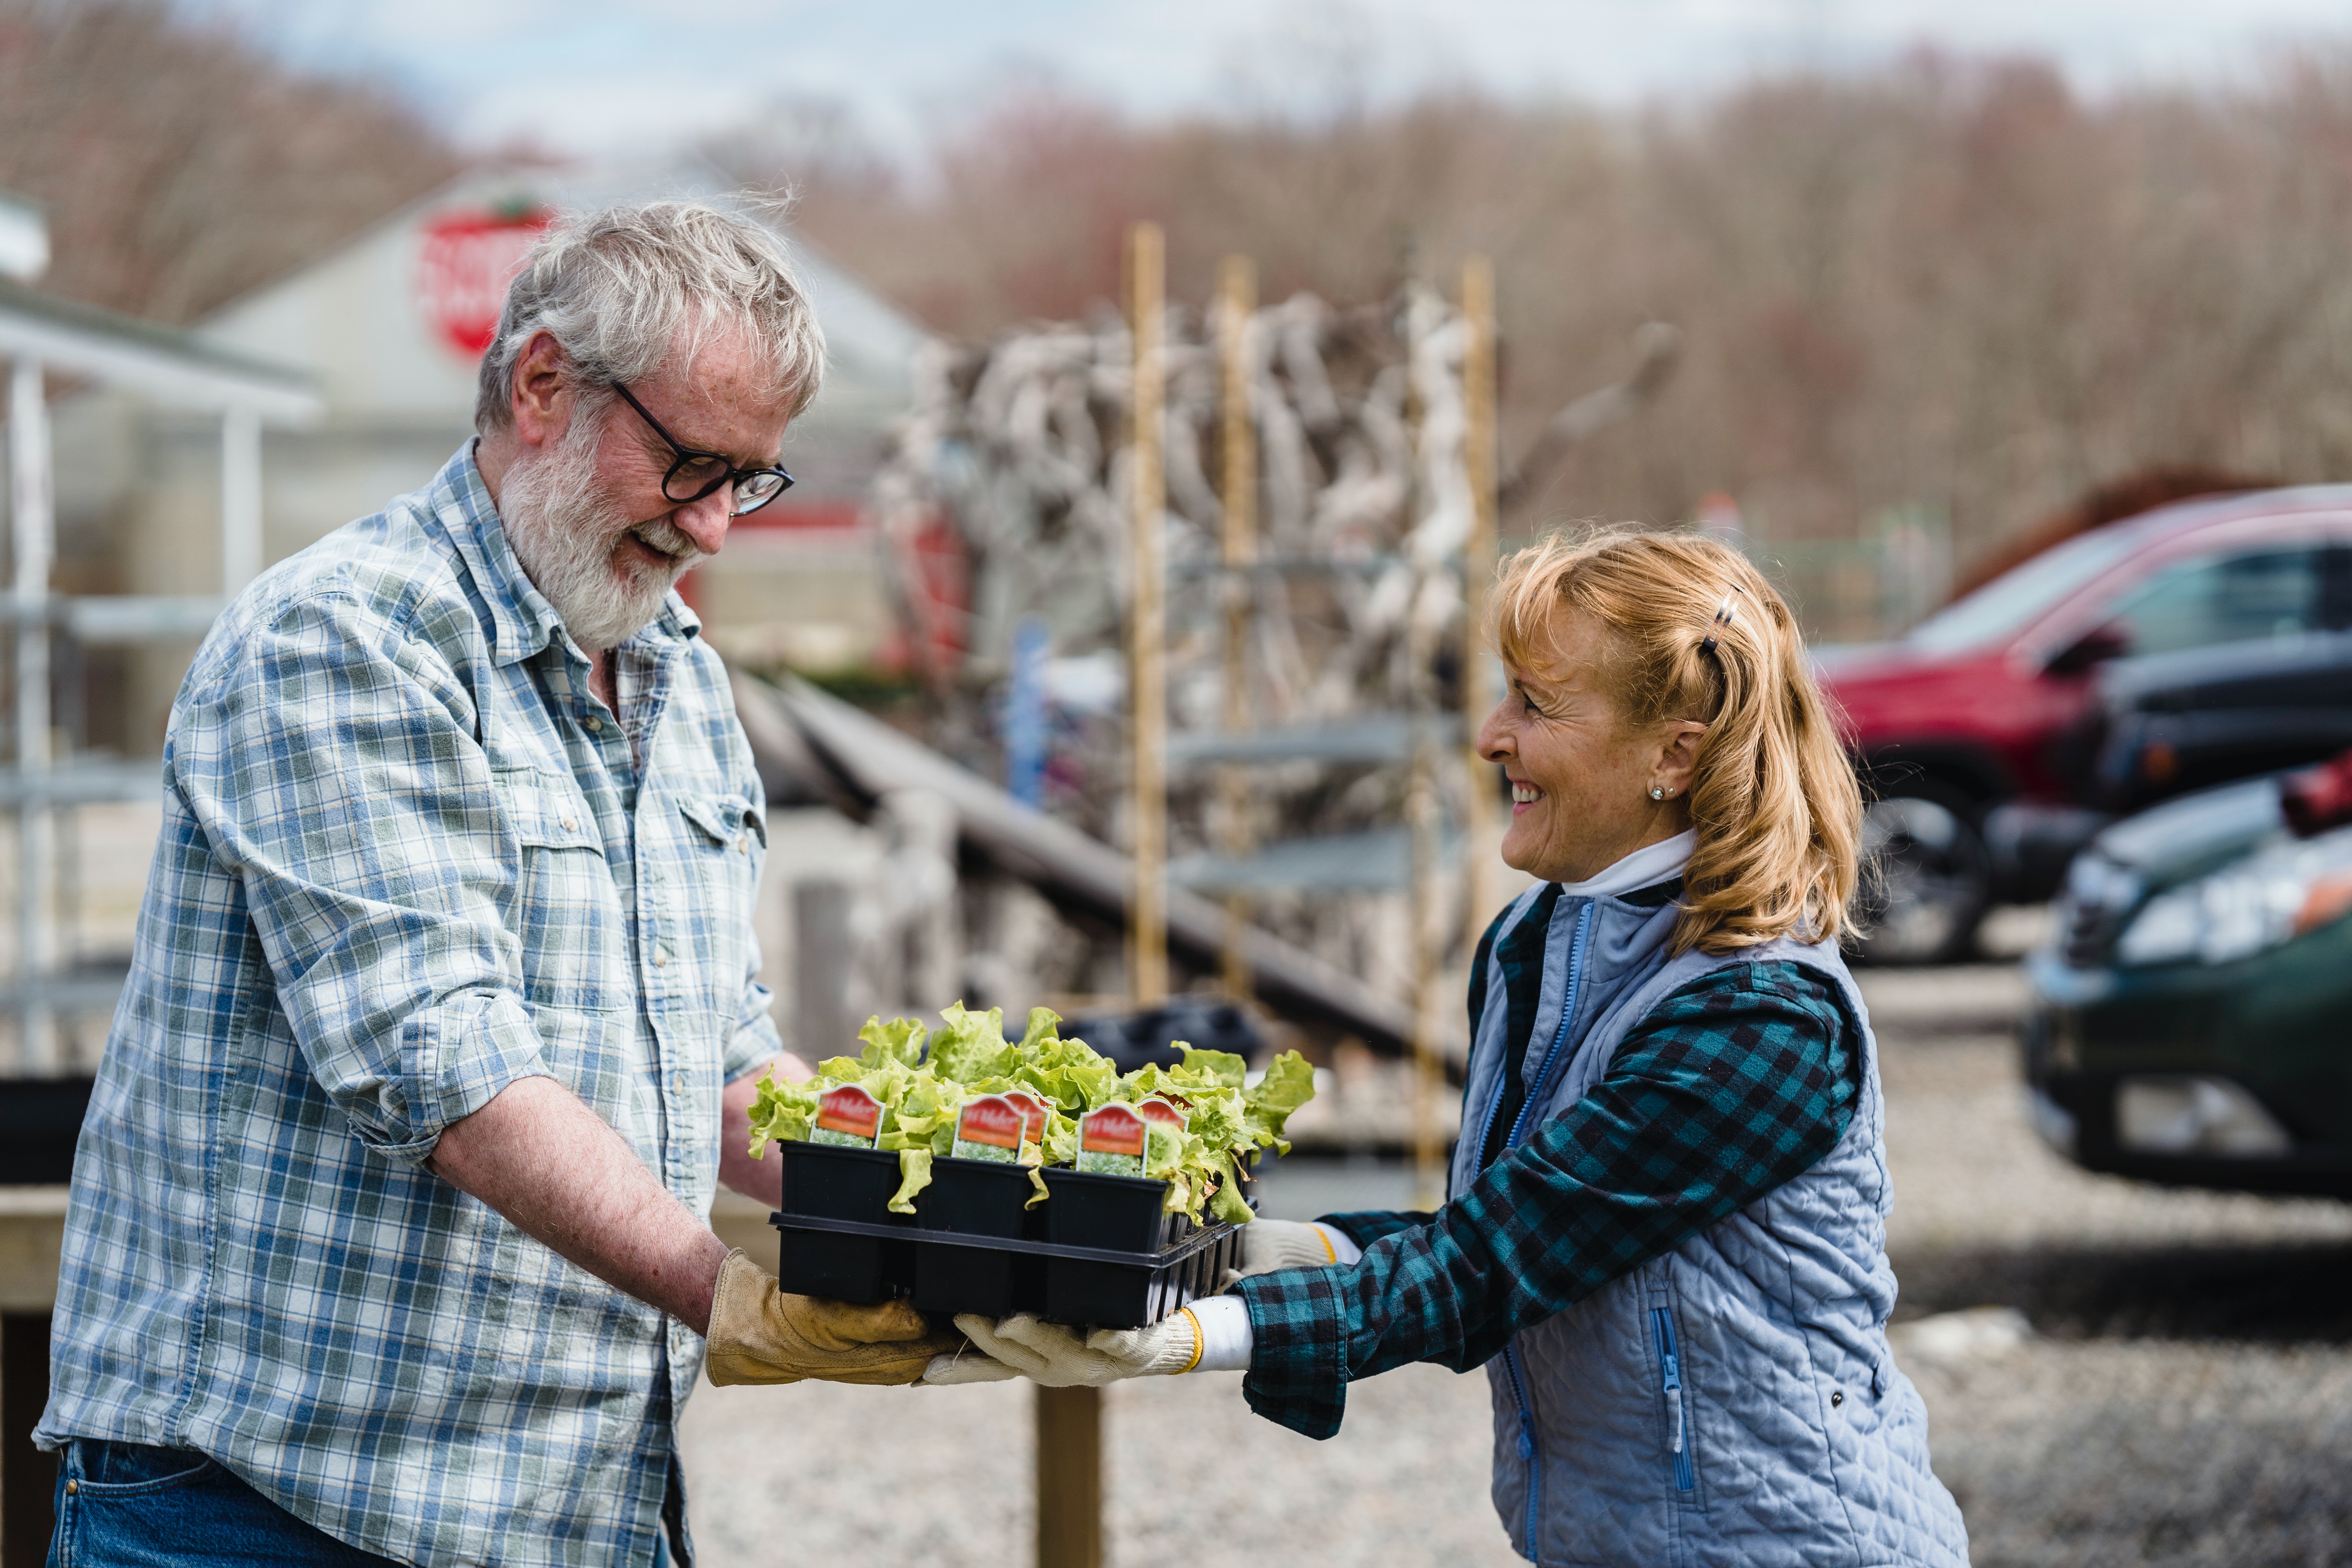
[47,1439,681,1566]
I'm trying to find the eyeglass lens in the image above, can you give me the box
[661,460,789,514]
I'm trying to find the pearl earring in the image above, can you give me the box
[1650,786,1664,800]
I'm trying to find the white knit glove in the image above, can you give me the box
[922,1311,1203,1387]
[1229,1218,1357,1282]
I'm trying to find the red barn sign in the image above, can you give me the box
[416,208,554,360]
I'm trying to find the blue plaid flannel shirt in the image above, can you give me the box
[37,444,781,1566]
[1233,902,1857,1441]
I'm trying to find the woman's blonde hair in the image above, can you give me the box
[1492,525,1860,954]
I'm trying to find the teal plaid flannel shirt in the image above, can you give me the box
[1233,897,1858,1440]
[38,445,780,1566]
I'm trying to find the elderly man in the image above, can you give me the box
[34,202,954,1567]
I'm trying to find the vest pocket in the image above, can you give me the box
[1650,1305,1697,1494]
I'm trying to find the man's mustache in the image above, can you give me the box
[627,517,703,566]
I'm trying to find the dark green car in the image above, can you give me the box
[2025,774,2352,1197]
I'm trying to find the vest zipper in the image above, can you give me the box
[1504,1342,1543,1553]
[1652,1307,1695,1492]
[1498,902,1597,1152]
[1477,901,1593,1558]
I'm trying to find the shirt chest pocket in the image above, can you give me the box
[662,793,762,1008]
[494,768,623,1014]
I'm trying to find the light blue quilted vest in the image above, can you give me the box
[1450,884,1968,1568]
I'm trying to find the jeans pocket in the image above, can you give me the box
[67,1439,220,1496]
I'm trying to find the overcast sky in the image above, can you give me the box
[234,0,2352,160]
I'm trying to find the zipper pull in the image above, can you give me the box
[1517,1410,1537,1460]
[1669,1392,1685,1455]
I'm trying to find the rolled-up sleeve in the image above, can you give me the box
[725,955,784,1084]
[171,590,549,1163]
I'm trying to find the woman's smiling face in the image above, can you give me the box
[1477,610,1704,884]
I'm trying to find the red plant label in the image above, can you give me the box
[812,1083,883,1147]
[416,207,554,360]
[1000,1089,1049,1146]
[1077,1103,1148,1175]
[955,1091,1030,1166]
[1137,1097,1189,1132]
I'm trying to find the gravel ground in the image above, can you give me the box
[681,939,2352,1566]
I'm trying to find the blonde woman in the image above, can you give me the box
[937,530,1970,1568]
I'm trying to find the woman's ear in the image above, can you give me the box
[1652,720,1707,800]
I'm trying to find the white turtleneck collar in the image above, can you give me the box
[1554,829,1696,900]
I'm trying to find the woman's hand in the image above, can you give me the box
[1230,1218,1357,1281]
[922,1312,1203,1386]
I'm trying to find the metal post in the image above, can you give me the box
[8,359,51,1073]
[221,405,262,594]
[1215,254,1256,1000]
[1460,257,1502,946]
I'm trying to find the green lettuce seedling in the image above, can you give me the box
[746,1003,1318,1223]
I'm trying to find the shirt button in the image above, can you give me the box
[653,945,670,967]
[584,715,603,732]
[561,818,577,831]
[671,1071,688,1093]
[735,836,749,855]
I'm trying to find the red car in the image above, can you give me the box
[1815,485,2352,960]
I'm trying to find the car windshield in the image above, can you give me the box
[1904,527,2146,654]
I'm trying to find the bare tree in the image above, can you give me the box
[0,0,460,324]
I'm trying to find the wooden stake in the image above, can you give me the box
[1461,256,1502,947]
[1402,280,1446,1212]
[1128,220,1168,1008]
[1035,1383,1102,1568]
[1216,254,1256,1000]
[1035,218,1167,1568]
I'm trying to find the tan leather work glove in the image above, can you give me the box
[704,1249,963,1387]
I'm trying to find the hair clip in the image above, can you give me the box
[1698,586,1744,655]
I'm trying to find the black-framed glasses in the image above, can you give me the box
[609,381,795,515]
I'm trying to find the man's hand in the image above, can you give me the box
[924,1312,1201,1387]
[706,1250,962,1386]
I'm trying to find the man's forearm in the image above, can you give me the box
[430,1074,730,1335]
[718,1051,811,1209]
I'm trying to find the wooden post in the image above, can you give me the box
[1034,1383,1102,1568]
[1460,257,1502,946]
[1035,218,1168,1568]
[1127,220,1168,1009]
[1401,280,1446,1212]
[1216,254,1256,1000]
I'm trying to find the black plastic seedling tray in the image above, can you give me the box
[771,1140,1245,1328]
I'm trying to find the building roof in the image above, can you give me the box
[0,275,318,421]
[194,160,925,449]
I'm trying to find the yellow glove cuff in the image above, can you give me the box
[1174,1306,1204,1374]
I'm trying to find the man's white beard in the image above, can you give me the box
[498,408,704,653]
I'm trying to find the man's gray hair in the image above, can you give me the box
[474,200,826,433]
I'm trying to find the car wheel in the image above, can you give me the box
[1855,794,1993,965]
